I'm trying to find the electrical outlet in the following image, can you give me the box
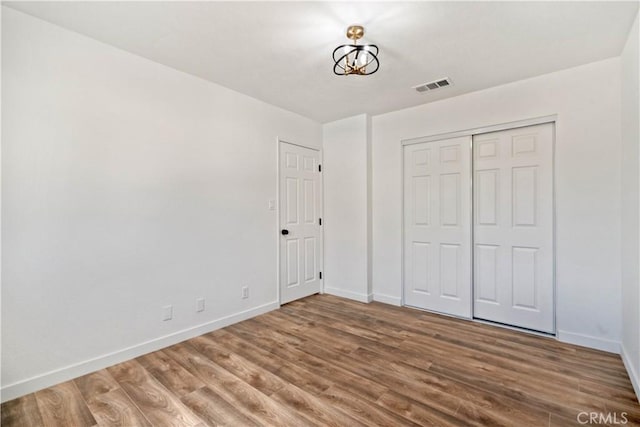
[162,305,173,321]
[268,200,276,211]
[242,286,249,299]
[196,298,205,312]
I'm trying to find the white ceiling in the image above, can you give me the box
[5,1,638,123]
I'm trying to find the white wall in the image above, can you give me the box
[621,11,640,400]
[322,115,372,302]
[1,7,321,401]
[372,58,622,351]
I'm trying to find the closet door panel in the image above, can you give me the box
[403,136,472,318]
[473,123,554,333]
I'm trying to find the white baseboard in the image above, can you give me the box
[324,287,373,303]
[373,293,402,306]
[1,301,279,403]
[557,330,621,354]
[621,342,640,403]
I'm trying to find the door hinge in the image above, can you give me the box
[319,272,322,280]
[319,218,322,226]
[318,164,322,172]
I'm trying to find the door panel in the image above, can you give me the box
[286,178,299,224]
[412,242,431,293]
[476,244,499,302]
[413,176,431,225]
[512,166,537,226]
[440,243,461,298]
[286,240,299,287]
[403,136,472,318]
[303,180,315,224]
[304,237,316,281]
[280,142,322,304]
[512,246,538,309]
[476,169,499,225]
[440,174,460,226]
[473,123,554,333]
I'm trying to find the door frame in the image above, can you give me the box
[276,138,324,305]
[400,114,557,335]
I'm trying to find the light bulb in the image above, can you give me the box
[358,52,368,66]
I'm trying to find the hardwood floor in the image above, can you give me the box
[2,294,639,426]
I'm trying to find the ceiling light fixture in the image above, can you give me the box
[333,25,379,76]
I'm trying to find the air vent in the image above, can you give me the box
[414,77,453,93]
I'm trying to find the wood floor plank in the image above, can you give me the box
[428,358,609,419]
[3,293,638,426]
[137,350,206,397]
[84,388,151,427]
[604,398,640,424]
[408,316,628,380]
[375,390,464,427]
[352,346,551,426]
[188,335,286,396]
[107,360,203,426]
[1,394,45,427]
[320,384,423,427]
[74,370,120,403]
[579,377,639,405]
[397,333,582,393]
[164,342,316,426]
[296,304,630,386]
[283,300,411,342]
[312,295,600,360]
[345,296,624,370]
[273,306,407,347]
[208,329,334,395]
[304,298,632,408]
[271,383,368,427]
[226,320,389,401]
[34,381,97,427]
[303,340,551,427]
[258,312,548,424]
[180,386,260,427]
[302,296,630,385]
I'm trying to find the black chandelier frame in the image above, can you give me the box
[332,43,380,76]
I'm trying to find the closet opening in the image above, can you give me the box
[401,117,556,334]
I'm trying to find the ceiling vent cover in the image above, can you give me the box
[414,78,453,93]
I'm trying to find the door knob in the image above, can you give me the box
[281,229,289,235]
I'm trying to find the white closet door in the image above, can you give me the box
[403,136,472,318]
[473,123,554,333]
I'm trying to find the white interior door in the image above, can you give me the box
[473,123,554,333]
[403,136,472,318]
[279,142,322,304]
